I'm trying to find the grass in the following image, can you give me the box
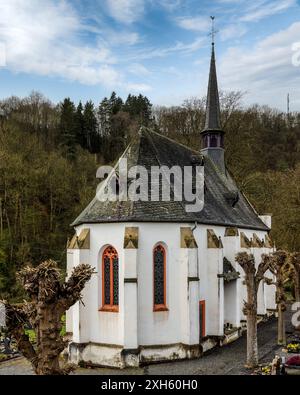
[25,329,36,343]
[24,315,66,343]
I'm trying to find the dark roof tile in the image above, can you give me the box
[72,128,269,231]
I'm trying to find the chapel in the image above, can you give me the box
[66,37,275,368]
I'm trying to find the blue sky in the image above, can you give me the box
[0,0,300,110]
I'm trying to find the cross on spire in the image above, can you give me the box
[209,16,218,45]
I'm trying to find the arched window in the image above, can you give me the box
[153,244,168,311]
[101,246,119,312]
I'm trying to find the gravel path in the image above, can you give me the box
[1,315,291,376]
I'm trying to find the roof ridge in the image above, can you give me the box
[204,154,236,192]
[142,127,201,156]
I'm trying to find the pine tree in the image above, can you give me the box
[59,98,76,160]
[98,97,111,138]
[83,101,99,153]
[124,94,153,126]
[109,91,123,115]
[74,101,85,148]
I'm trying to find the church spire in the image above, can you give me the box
[201,17,225,173]
[204,40,221,131]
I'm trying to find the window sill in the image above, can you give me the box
[99,306,119,313]
[153,305,169,312]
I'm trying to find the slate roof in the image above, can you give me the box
[72,128,269,231]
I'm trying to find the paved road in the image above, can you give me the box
[1,316,292,376]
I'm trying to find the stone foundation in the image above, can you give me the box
[69,342,202,368]
[68,312,277,369]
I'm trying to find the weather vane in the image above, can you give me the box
[209,16,218,45]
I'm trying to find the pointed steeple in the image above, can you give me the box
[201,17,225,173]
[204,43,221,131]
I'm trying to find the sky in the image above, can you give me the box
[0,0,300,110]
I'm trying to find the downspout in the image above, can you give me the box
[191,221,200,280]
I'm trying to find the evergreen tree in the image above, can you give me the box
[98,97,111,138]
[109,91,123,115]
[83,101,99,153]
[124,94,153,126]
[59,98,76,160]
[74,101,85,148]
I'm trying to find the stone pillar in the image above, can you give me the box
[206,229,224,337]
[180,228,199,352]
[72,248,90,344]
[223,227,240,328]
[122,227,139,366]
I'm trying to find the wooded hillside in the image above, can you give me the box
[0,91,299,298]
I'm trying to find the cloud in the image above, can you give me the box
[0,0,151,92]
[176,16,211,32]
[125,82,152,92]
[132,37,205,60]
[0,0,121,86]
[128,63,151,76]
[108,31,141,46]
[219,21,300,109]
[217,0,245,3]
[0,43,6,67]
[156,0,182,12]
[220,24,247,41]
[105,0,145,24]
[240,0,297,22]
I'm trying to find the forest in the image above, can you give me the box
[0,90,299,299]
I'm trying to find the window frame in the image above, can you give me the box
[100,246,119,313]
[153,244,168,312]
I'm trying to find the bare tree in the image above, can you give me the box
[3,260,94,375]
[267,251,289,345]
[290,252,300,302]
[235,252,271,368]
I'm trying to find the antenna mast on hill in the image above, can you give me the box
[287,93,290,116]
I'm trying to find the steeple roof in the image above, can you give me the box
[202,43,222,132]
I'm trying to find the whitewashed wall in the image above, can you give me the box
[67,222,273,360]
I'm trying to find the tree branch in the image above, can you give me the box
[59,263,95,311]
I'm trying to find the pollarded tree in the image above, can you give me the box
[290,252,300,302]
[3,260,94,375]
[235,252,271,368]
[267,250,289,345]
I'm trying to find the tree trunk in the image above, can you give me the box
[295,270,300,303]
[34,304,65,375]
[245,272,259,368]
[247,309,258,368]
[277,304,286,345]
[235,252,270,370]
[4,261,94,375]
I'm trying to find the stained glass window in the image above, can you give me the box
[153,245,166,309]
[104,256,111,305]
[102,246,119,311]
[113,257,119,306]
